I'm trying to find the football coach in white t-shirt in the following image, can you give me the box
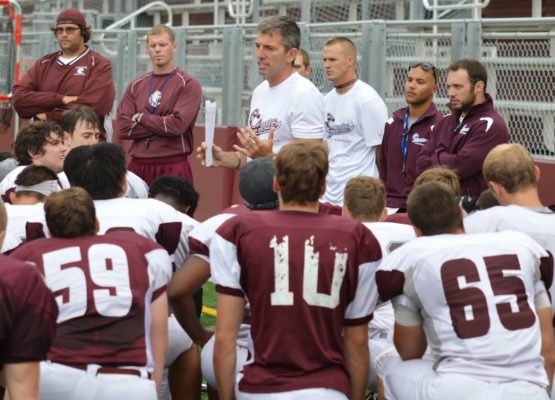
[197,16,324,168]
[321,37,388,205]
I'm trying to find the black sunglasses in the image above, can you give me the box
[51,26,80,35]
[409,61,438,83]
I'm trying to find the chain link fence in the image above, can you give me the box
[9,13,555,159]
[259,0,407,22]
[16,0,412,27]
[481,37,555,157]
[0,10,15,99]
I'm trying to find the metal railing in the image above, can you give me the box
[98,1,172,57]
[13,16,555,159]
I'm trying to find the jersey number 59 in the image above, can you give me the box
[42,244,132,323]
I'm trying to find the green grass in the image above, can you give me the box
[201,280,217,328]
[201,281,217,400]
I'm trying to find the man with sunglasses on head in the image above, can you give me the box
[416,58,509,199]
[13,8,115,139]
[380,61,442,212]
[321,36,388,206]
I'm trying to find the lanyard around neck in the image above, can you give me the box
[401,111,410,164]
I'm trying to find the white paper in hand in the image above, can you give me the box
[204,100,217,167]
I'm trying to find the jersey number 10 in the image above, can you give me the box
[270,235,348,309]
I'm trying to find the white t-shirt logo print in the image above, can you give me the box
[324,112,354,139]
[248,108,281,136]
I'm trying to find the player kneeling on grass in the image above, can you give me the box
[375,181,554,400]
[0,197,58,400]
[168,157,279,400]
[342,176,416,398]
[149,175,202,400]
[10,187,172,400]
[211,142,383,400]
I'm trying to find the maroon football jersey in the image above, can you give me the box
[0,255,58,365]
[10,231,171,367]
[318,201,343,216]
[211,210,382,395]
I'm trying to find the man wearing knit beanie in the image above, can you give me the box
[12,8,115,140]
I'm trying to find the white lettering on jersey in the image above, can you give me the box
[43,247,86,322]
[303,237,347,309]
[43,245,132,323]
[89,244,132,317]
[480,117,494,133]
[270,235,294,306]
[270,235,348,309]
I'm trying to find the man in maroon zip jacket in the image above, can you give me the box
[12,8,115,137]
[380,61,443,211]
[415,58,509,199]
[116,24,202,186]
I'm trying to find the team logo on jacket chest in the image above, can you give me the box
[149,91,162,108]
[325,113,354,139]
[249,108,281,135]
[74,66,87,76]
[412,133,427,146]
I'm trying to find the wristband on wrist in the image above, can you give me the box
[234,151,242,169]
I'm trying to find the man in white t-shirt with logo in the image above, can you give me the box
[197,16,324,168]
[321,37,388,205]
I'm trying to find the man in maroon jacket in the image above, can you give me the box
[380,62,443,211]
[117,24,202,186]
[12,8,115,137]
[415,58,509,199]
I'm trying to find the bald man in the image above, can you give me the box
[322,37,388,205]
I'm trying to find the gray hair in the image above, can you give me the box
[257,16,300,51]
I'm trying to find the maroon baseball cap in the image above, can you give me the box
[56,8,86,27]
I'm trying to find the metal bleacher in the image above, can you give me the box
[4,0,555,159]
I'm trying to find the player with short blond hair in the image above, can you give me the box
[414,166,460,195]
[482,142,537,194]
[342,176,416,396]
[464,144,555,399]
[343,176,387,222]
